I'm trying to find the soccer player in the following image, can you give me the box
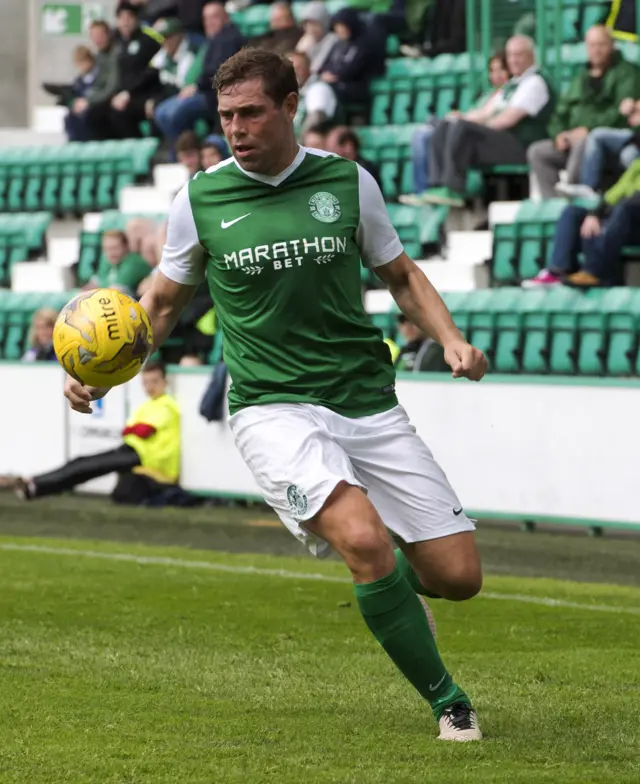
[65,48,488,741]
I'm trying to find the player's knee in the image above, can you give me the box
[341,526,395,582]
[441,567,483,602]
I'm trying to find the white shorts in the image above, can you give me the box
[229,403,475,556]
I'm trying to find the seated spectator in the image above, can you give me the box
[522,160,640,288]
[559,99,640,199]
[145,17,201,120]
[302,123,329,149]
[250,2,302,55]
[422,35,554,207]
[83,20,119,121]
[394,315,449,372]
[91,230,151,294]
[288,51,338,134]
[319,8,383,105]
[63,46,99,142]
[4,361,193,507]
[125,217,167,276]
[201,134,228,167]
[86,2,163,140]
[22,309,57,362]
[400,51,510,205]
[296,1,337,74]
[326,125,382,187]
[528,26,639,200]
[176,130,203,175]
[154,1,244,148]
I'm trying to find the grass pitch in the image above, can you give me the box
[0,536,639,784]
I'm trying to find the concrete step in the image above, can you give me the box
[12,261,74,292]
[446,231,492,265]
[488,201,522,226]
[119,186,173,215]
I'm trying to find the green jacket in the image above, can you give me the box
[548,51,640,138]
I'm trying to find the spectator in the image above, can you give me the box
[522,160,640,288]
[64,47,99,142]
[319,8,383,105]
[250,2,302,55]
[201,134,228,167]
[146,17,201,120]
[288,51,338,134]
[400,51,510,205]
[91,230,151,294]
[422,35,554,207]
[86,2,163,140]
[84,20,120,117]
[325,125,382,187]
[22,309,57,362]
[302,124,329,149]
[559,99,640,199]
[528,26,640,200]
[154,1,244,147]
[175,130,203,175]
[125,217,167,274]
[5,361,191,507]
[296,1,337,74]
[394,315,449,372]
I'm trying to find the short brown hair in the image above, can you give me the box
[214,48,298,106]
[102,229,128,246]
[90,19,111,33]
[175,130,201,154]
[74,45,95,64]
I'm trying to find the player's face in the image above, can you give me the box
[141,369,167,399]
[218,78,298,174]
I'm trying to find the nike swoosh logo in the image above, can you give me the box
[221,213,251,229]
[429,672,447,692]
[453,507,463,516]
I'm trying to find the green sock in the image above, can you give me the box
[354,565,469,719]
[394,548,440,599]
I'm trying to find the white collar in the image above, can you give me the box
[232,145,306,187]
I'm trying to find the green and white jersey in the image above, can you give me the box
[159,146,404,417]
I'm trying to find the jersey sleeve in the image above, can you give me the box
[158,183,208,286]
[356,164,404,268]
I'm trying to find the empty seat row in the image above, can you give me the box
[0,212,52,287]
[372,287,640,376]
[0,139,158,214]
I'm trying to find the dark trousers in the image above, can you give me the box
[65,110,89,142]
[32,444,140,498]
[86,96,149,140]
[548,201,640,284]
[429,119,526,193]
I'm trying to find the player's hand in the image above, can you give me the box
[444,340,488,381]
[64,376,109,415]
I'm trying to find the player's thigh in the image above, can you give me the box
[305,482,396,582]
[229,403,360,554]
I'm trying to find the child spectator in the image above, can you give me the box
[22,309,57,362]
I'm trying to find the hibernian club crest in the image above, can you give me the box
[309,191,341,223]
[287,484,308,517]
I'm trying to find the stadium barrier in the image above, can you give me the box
[1,362,638,533]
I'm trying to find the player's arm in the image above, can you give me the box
[65,184,206,414]
[355,164,487,381]
[375,254,487,380]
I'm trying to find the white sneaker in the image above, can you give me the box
[555,182,598,200]
[418,595,437,639]
[438,702,483,741]
[398,193,428,206]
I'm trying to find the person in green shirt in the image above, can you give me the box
[93,230,152,294]
[65,49,488,742]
